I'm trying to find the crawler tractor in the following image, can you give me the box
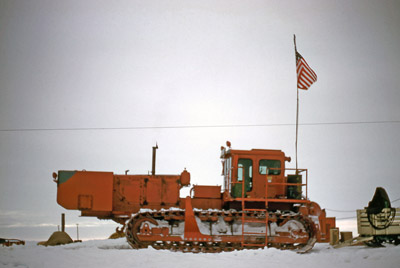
[54,142,335,253]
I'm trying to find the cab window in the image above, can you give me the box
[223,157,232,192]
[259,159,281,175]
[238,159,252,182]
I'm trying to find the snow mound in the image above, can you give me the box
[38,231,73,246]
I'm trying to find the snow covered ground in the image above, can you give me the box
[1,238,399,268]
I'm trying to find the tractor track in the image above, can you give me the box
[125,208,317,253]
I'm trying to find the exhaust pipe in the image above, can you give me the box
[152,143,158,176]
[61,213,65,232]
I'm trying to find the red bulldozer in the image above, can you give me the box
[54,141,335,253]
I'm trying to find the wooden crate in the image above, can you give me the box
[357,208,400,236]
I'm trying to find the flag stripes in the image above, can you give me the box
[296,52,317,90]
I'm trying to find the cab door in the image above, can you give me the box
[231,158,253,198]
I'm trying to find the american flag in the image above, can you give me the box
[296,51,317,90]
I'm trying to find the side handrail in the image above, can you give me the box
[264,167,308,201]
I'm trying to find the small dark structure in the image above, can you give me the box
[38,213,74,246]
[38,231,73,246]
[0,238,25,247]
[357,187,400,246]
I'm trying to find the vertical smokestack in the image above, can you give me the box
[61,213,65,232]
[152,143,158,176]
[76,224,79,241]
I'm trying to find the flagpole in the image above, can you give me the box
[294,34,299,174]
[293,35,318,174]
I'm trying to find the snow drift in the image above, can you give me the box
[1,238,399,268]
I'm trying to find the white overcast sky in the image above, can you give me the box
[1,0,400,240]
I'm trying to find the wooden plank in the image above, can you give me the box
[333,236,373,249]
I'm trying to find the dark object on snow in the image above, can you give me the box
[366,187,395,231]
[0,238,25,247]
[37,231,73,246]
[367,187,391,215]
[356,187,400,247]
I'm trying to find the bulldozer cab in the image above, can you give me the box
[221,143,289,200]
